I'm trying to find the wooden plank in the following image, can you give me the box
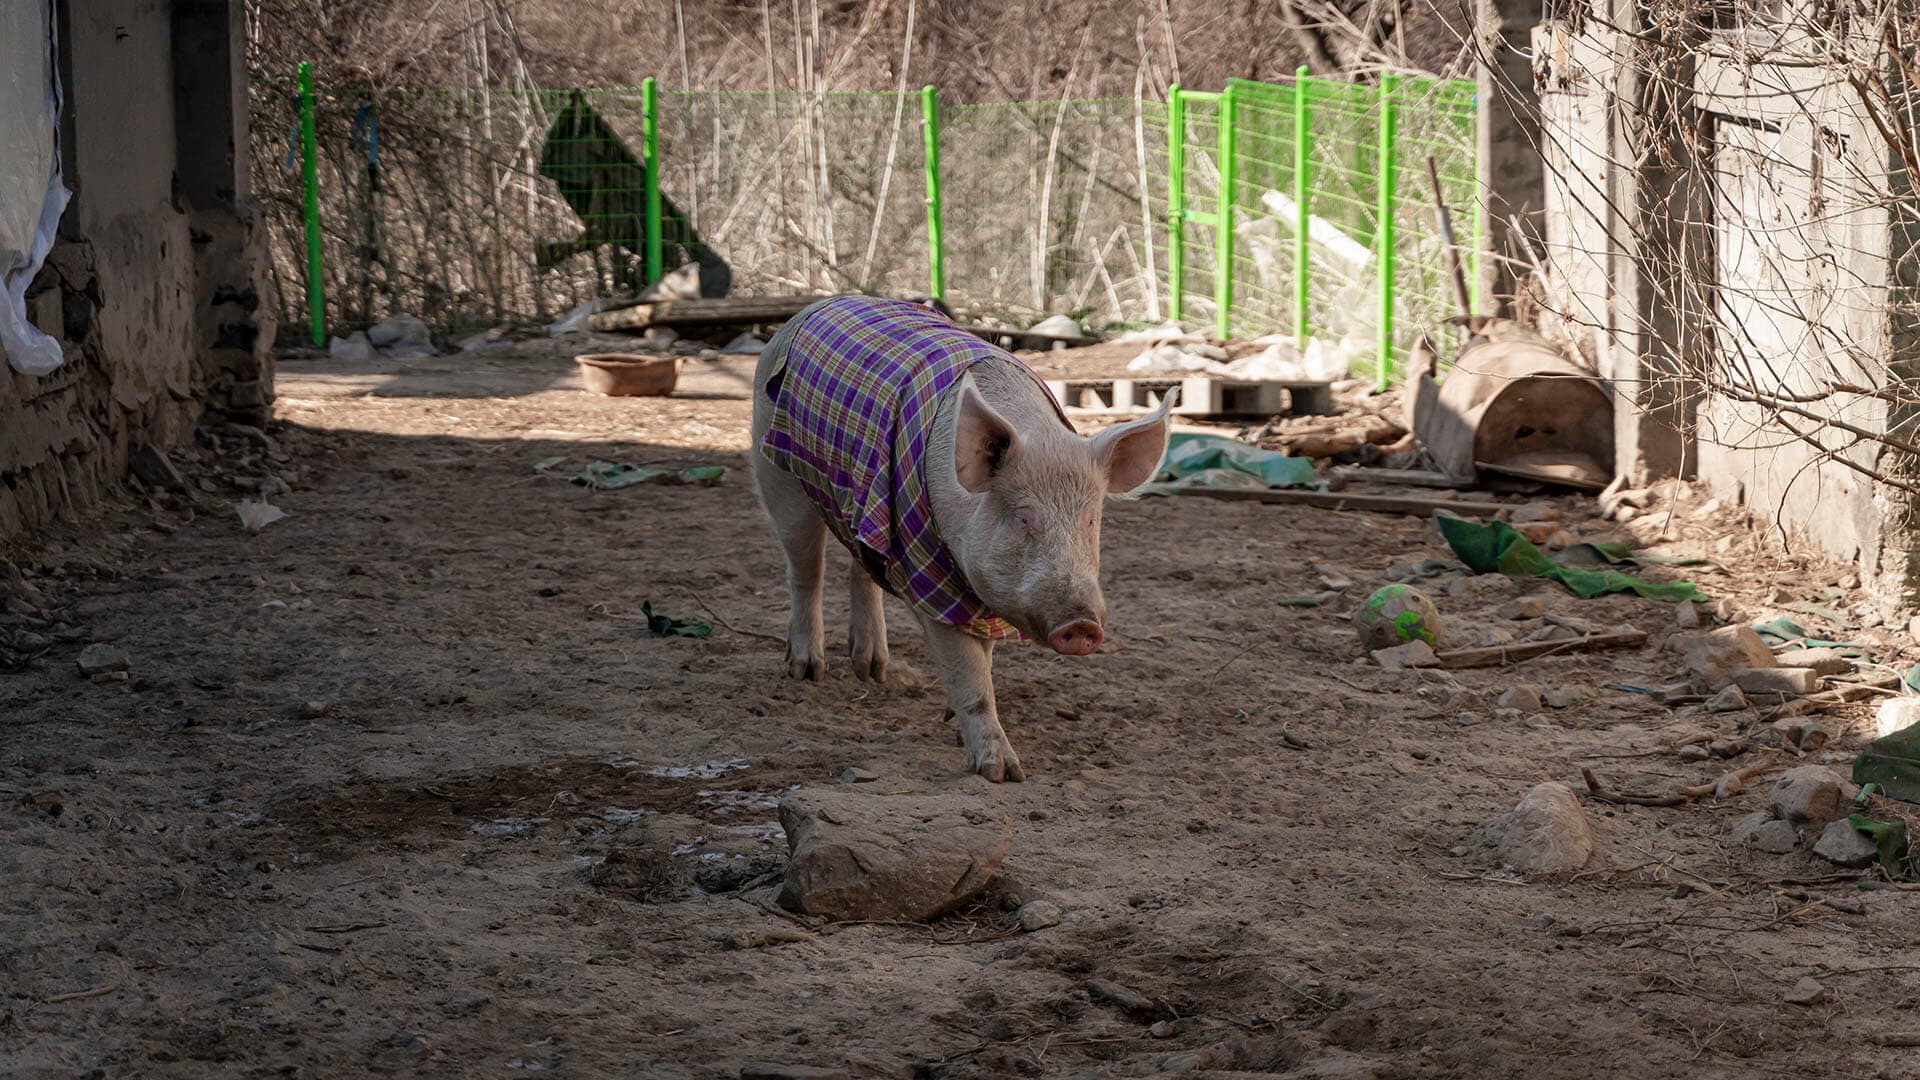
[958,324,1099,349]
[1166,485,1509,517]
[1332,466,1467,489]
[589,295,826,333]
[1435,630,1649,670]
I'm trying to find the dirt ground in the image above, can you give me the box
[5,339,1919,1079]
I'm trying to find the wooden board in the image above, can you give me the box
[1166,486,1509,517]
[1331,466,1467,489]
[588,295,823,333]
[1435,630,1648,669]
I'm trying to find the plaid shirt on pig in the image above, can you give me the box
[759,296,1069,641]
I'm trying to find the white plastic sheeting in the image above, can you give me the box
[1,0,69,376]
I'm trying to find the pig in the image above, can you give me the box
[750,296,1172,782]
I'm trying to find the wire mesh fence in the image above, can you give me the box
[253,72,1478,382]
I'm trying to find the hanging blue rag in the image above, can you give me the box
[351,99,379,165]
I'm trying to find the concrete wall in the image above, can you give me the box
[0,0,273,539]
[1526,8,1919,608]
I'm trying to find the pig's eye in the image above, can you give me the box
[1011,508,1038,534]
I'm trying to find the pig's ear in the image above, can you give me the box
[1093,390,1174,493]
[954,376,1019,493]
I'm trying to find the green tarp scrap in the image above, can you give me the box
[641,601,711,638]
[1855,723,1920,804]
[572,461,727,490]
[1143,433,1321,492]
[1435,517,1708,602]
[1750,616,1867,655]
[1848,813,1910,874]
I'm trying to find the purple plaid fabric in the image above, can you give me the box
[760,296,1068,640]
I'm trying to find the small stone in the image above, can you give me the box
[1705,685,1748,713]
[1497,686,1542,711]
[300,701,331,720]
[1087,978,1169,1021]
[1542,685,1591,709]
[1497,597,1546,620]
[1812,819,1878,869]
[1674,601,1700,630]
[1908,613,1920,648]
[1513,521,1560,544]
[1768,766,1849,827]
[1795,722,1830,753]
[837,767,879,784]
[328,332,375,362]
[1016,900,1063,932]
[1678,744,1711,762]
[1510,502,1558,524]
[1474,628,1518,647]
[1371,640,1439,670]
[1709,737,1746,758]
[1774,647,1850,677]
[1674,625,1776,691]
[1732,667,1821,696]
[1526,624,1580,643]
[740,1065,849,1080]
[1752,819,1800,854]
[1729,811,1772,845]
[1545,529,1578,551]
[776,790,1010,922]
[1782,977,1826,1006]
[1468,781,1594,873]
[75,643,130,677]
[1149,1020,1178,1039]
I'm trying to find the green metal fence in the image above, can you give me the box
[256,71,1477,382]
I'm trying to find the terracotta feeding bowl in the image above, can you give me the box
[575,353,680,397]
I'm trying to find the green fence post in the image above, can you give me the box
[1167,84,1186,324]
[1213,82,1236,341]
[1469,86,1485,316]
[1375,73,1398,388]
[1293,67,1311,347]
[298,61,323,347]
[642,77,663,284]
[921,85,946,302]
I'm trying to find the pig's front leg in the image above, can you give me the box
[848,561,889,682]
[919,615,1025,782]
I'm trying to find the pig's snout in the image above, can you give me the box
[1047,619,1104,656]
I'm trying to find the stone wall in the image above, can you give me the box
[0,0,273,540]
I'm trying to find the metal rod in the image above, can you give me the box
[298,61,324,346]
[1293,66,1311,347]
[1167,84,1186,324]
[1376,73,1398,388]
[1214,82,1236,340]
[642,77,663,285]
[921,85,946,302]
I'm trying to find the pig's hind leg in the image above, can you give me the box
[751,456,829,681]
[919,616,1025,782]
[848,562,890,682]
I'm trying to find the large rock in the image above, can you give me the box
[1675,625,1775,691]
[1470,782,1594,873]
[776,790,1011,922]
[1768,766,1848,827]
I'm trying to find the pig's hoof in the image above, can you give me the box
[849,638,889,683]
[786,647,825,681]
[968,746,1027,783]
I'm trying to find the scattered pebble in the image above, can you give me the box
[1812,820,1878,868]
[1371,640,1439,670]
[1705,685,1748,713]
[1497,597,1545,620]
[1674,601,1700,630]
[1709,738,1746,758]
[1510,502,1558,524]
[300,701,332,720]
[1016,900,1064,932]
[1542,685,1590,709]
[76,643,130,677]
[1678,744,1711,762]
[1497,686,1542,711]
[837,767,878,785]
[1782,977,1827,1007]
